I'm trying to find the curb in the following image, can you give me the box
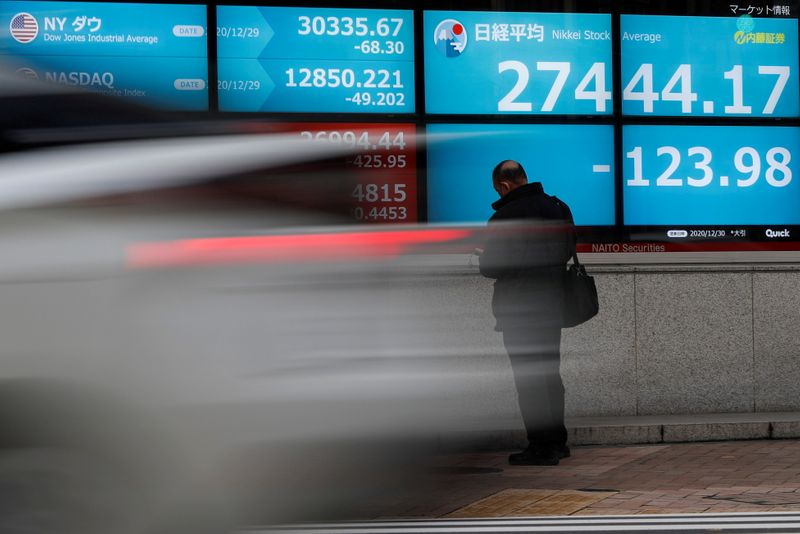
[569,412,800,446]
[437,413,800,451]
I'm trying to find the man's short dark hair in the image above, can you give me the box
[492,160,528,186]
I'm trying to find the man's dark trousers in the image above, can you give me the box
[500,310,567,449]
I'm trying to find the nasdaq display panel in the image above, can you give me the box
[621,15,799,117]
[0,1,209,110]
[427,124,615,226]
[217,6,415,113]
[423,11,613,115]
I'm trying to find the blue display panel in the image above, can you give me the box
[217,6,415,113]
[622,15,799,117]
[427,124,615,225]
[624,125,800,225]
[423,11,612,115]
[8,57,208,109]
[0,1,208,110]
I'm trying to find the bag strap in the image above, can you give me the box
[552,196,581,267]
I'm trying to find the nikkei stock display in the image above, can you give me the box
[217,6,415,113]
[423,11,613,115]
[427,124,615,226]
[623,125,800,226]
[422,9,616,232]
[621,15,799,117]
[0,1,209,110]
[619,10,800,244]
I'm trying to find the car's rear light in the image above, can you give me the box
[127,228,473,268]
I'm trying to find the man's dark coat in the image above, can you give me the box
[478,182,574,331]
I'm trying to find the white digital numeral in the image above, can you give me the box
[623,63,658,112]
[498,60,532,112]
[298,15,311,35]
[759,66,790,115]
[537,61,571,112]
[390,18,404,36]
[766,147,792,187]
[735,147,761,186]
[656,146,683,186]
[626,146,649,186]
[661,64,697,113]
[627,146,793,189]
[686,146,713,187]
[574,62,611,112]
[724,65,752,114]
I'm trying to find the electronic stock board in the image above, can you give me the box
[216,5,418,222]
[4,1,800,244]
[423,10,615,228]
[0,1,209,110]
[620,11,800,243]
[217,6,415,113]
[423,4,800,247]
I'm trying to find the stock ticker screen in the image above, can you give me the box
[623,125,800,226]
[618,9,800,245]
[423,11,613,115]
[621,15,799,118]
[0,1,209,110]
[288,123,418,223]
[427,124,615,226]
[3,1,800,245]
[217,6,415,113]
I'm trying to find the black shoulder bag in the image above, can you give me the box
[554,198,599,328]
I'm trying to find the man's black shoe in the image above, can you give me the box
[554,445,571,459]
[508,447,559,466]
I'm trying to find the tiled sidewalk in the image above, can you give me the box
[358,440,800,518]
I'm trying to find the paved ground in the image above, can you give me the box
[354,440,800,519]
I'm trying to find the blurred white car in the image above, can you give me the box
[0,68,496,534]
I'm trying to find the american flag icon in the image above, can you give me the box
[10,13,38,44]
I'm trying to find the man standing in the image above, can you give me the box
[478,160,575,466]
